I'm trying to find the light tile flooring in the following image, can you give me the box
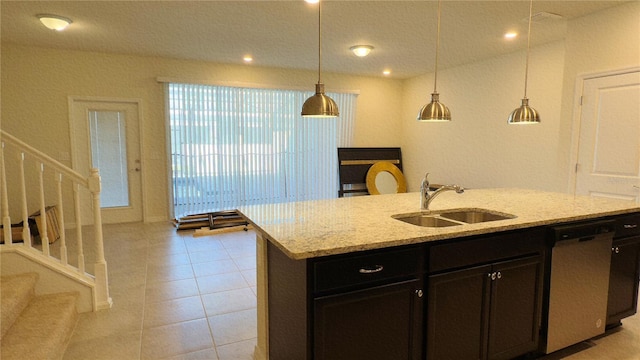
[56,221,640,360]
[62,222,257,360]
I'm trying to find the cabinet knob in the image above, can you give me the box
[489,272,497,280]
[496,271,502,279]
[416,289,424,298]
[613,246,620,254]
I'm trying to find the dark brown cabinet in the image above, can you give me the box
[426,229,545,360]
[266,242,425,360]
[607,213,640,327]
[487,256,543,360]
[312,246,425,360]
[427,256,542,360]
[314,279,424,360]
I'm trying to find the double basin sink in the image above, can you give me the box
[393,208,516,227]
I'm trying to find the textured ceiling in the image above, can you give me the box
[1,1,629,79]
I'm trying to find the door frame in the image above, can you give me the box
[68,96,147,223]
[567,66,640,195]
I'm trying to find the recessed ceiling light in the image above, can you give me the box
[37,14,72,31]
[350,45,374,57]
[383,69,391,76]
[504,31,518,39]
[243,55,253,63]
[305,0,319,4]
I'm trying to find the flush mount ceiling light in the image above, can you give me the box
[350,45,373,57]
[508,0,540,124]
[301,0,339,118]
[37,14,72,31]
[417,0,451,122]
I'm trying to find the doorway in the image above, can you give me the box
[70,97,144,224]
[570,69,640,202]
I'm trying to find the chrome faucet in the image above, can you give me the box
[421,173,464,210]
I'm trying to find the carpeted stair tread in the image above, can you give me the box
[1,292,79,360]
[0,273,39,338]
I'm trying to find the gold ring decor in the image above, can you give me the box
[365,161,407,195]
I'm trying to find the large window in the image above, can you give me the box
[167,83,356,218]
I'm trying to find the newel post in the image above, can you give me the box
[89,168,112,310]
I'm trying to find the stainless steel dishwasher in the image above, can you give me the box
[544,219,616,354]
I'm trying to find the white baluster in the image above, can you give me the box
[1,141,11,244]
[19,152,32,247]
[37,162,50,255]
[73,183,85,274]
[56,172,68,265]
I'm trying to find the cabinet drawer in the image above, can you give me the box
[313,246,423,294]
[428,228,545,273]
[614,213,640,238]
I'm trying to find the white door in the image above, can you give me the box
[70,98,143,223]
[574,70,640,202]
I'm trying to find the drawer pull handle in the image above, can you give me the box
[359,265,384,274]
[623,224,638,229]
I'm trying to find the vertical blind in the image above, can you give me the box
[167,83,356,218]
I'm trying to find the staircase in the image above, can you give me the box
[1,130,112,313]
[1,273,78,360]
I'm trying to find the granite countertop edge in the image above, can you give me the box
[238,188,640,260]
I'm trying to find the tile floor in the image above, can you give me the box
[62,222,257,360]
[55,221,640,360]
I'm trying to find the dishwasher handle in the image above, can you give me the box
[578,235,596,242]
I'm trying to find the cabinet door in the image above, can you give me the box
[487,256,542,360]
[314,279,424,360]
[427,265,492,360]
[607,237,640,326]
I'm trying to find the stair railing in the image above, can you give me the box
[0,130,112,310]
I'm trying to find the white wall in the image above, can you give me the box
[2,2,638,221]
[1,45,403,221]
[400,1,640,193]
[401,41,565,192]
[556,1,640,192]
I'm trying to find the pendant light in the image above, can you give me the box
[302,0,339,118]
[508,0,540,124]
[417,0,450,122]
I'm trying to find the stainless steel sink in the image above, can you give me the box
[439,209,516,223]
[393,214,461,227]
[393,208,516,227]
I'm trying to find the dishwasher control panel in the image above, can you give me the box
[552,220,615,243]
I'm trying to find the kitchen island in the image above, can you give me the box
[238,188,640,360]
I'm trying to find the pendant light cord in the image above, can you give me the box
[523,0,533,99]
[433,0,442,94]
[317,0,323,84]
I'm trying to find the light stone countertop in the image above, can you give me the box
[238,188,640,260]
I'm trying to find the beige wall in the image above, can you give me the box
[557,1,640,193]
[401,41,565,192]
[1,45,403,221]
[2,2,638,222]
[400,1,640,193]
